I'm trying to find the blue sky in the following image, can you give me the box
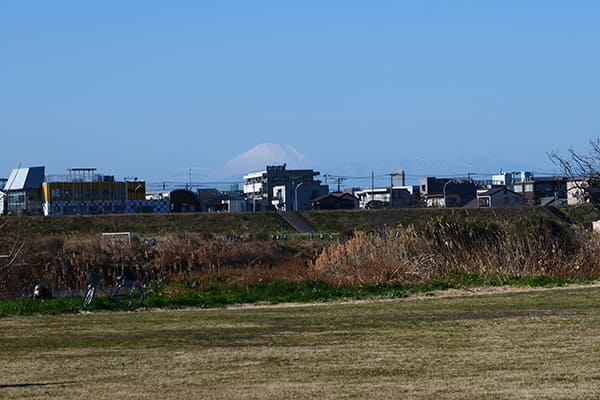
[1,1,599,188]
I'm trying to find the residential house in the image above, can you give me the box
[220,190,248,213]
[354,186,419,209]
[197,188,228,212]
[466,187,526,208]
[566,176,600,206]
[312,192,359,210]
[169,189,202,213]
[392,186,420,207]
[419,177,476,208]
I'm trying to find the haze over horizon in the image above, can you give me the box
[1,2,598,189]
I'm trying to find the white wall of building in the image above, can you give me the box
[0,191,5,215]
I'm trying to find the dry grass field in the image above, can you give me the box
[2,286,600,399]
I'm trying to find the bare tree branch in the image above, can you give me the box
[549,137,600,209]
[0,215,26,272]
[0,241,25,271]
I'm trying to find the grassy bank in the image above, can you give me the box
[2,286,600,399]
[303,206,555,233]
[1,212,289,239]
[1,205,564,239]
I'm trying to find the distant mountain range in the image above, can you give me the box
[213,143,559,188]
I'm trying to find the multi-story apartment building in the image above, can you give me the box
[512,175,567,205]
[243,164,327,211]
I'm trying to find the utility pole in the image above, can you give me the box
[389,172,394,208]
[371,172,375,203]
[336,177,345,192]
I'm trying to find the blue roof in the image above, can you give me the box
[4,166,45,191]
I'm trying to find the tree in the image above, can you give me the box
[0,217,25,272]
[549,137,600,209]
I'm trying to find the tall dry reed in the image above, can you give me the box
[2,214,598,298]
[0,233,322,298]
[312,215,596,285]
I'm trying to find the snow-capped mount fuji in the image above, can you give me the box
[219,143,314,178]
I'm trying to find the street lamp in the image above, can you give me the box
[294,181,305,211]
[442,180,454,208]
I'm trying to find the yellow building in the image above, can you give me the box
[42,168,168,215]
[43,179,146,202]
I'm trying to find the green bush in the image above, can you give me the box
[421,215,503,250]
[3,273,594,316]
[509,214,577,255]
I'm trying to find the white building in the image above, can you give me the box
[243,164,327,211]
[566,177,600,206]
[0,191,5,215]
[491,171,514,189]
[4,166,45,214]
[354,186,419,208]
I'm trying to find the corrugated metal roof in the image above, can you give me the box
[3,166,45,191]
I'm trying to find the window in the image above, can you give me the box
[51,188,64,198]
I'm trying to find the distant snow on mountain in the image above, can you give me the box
[218,143,314,178]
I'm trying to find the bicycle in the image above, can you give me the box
[82,271,145,311]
